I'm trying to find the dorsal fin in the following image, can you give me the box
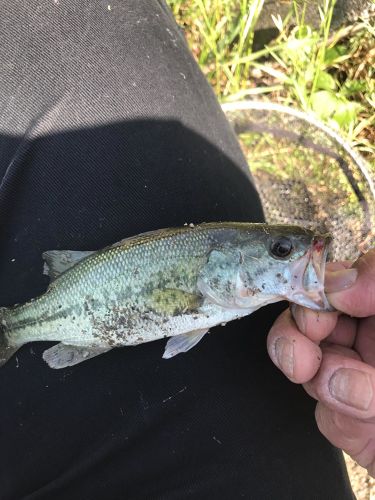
[42,250,96,280]
[41,228,185,281]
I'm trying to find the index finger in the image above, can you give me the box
[326,249,375,317]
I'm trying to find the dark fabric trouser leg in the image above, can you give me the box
[0,1,353,499]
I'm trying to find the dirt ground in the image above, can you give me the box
[344,453,374,499]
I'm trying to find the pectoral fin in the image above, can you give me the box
[42,343,112,369]
[163,329,208,359]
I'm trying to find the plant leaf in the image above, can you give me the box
[316,70,336,91]
[271,13,283,32]
[324,45,347,65]
[333,100,363,128]
[342,79,367,96]
[311,90,339,120]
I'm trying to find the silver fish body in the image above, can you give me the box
[0,223,332,368]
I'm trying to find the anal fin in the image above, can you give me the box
[0,320,22,367]
[42,343,112,369]
[163,329,208,359]
[0,345,21,367]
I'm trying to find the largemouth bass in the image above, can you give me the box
[0,223,332,369]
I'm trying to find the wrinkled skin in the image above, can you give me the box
[267,249,375,477]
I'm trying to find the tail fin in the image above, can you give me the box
[0,310,21,367]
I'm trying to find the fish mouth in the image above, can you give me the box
[289,234,334,311]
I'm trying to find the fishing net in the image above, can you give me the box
[222,101,375,262]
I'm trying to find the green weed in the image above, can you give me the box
[166,0,375,165]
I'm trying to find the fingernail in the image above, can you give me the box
[329,368,373,410]
[275,338,294,378]
[325,269,358,293]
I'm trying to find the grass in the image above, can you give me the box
[166,0,375,166]
[168,0,275,97]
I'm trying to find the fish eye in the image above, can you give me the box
[269,237,294,259]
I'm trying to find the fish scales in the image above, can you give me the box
[4,225,245,344]
[0,223,333,368]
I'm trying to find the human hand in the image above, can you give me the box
[267,249,375,477]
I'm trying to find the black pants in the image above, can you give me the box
[0,1,353,498]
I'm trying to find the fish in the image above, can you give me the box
[0,222,332,369]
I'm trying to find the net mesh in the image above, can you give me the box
[223,101,375,262]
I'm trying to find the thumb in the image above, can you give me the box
[325,249,375,317]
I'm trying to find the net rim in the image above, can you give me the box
[222,100,375,202]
